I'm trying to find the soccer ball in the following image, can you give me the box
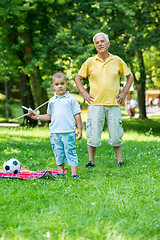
[3,158,21,174]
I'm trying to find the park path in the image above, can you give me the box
[122,106,160,119]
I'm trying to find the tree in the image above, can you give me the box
[143,47,160,90]
[0,0,159,122]
[0,0,64,124]
[125,0,160,118]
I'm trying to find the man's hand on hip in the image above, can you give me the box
[116,91,126,104]
[82,92,95,104]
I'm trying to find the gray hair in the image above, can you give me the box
[93,32,109,43]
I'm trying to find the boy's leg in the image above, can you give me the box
[50,133,66,174]
[70,166,78,175]
[57,163,64,174]
[62,132,79,176]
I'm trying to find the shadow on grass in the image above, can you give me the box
[122,117,160,135]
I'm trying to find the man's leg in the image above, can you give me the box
[88,145,96,164]
[113,145,125,166]
[113,145,123,162]
[86,106,105,168]
[107,106,124,165]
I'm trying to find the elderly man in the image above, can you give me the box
[75,32,134,168]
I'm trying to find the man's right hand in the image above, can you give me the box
[75,74,95,104]
[82,92,95,104]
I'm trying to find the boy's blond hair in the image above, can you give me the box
[52,72,67,82]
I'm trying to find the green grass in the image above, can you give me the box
[0,119,160,240]
[122,116,160,135]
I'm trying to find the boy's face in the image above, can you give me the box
[52,77,68,96]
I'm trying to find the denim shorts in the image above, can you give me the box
[50,132,78,166]
[86,105,123,147]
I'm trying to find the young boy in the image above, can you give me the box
[29,72,82,179]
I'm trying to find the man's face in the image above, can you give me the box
[94,34,110,54]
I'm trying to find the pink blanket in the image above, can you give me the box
[0,168,68,180]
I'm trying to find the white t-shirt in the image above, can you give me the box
[130,99,136,109]
[47,91,81,133]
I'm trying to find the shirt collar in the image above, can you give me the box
[55,91,70,99]
[95,53,114,63]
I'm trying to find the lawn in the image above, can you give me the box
[0,117,160,240]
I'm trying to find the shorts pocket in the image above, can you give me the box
[86,119,92,138]
[118,120,124,139]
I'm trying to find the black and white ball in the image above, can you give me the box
[3,158,21,174]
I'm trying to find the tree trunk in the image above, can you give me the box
[4,79,9,122]
[30,68,48,114]
[19,72,38,126]
[24,34,49,125]
[134,50,147,119]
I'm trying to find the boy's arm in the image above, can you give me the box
[74,113,82,140]
[28,113,51,121]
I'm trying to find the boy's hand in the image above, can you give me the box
[76,129,82,140]
[28,113,37,120]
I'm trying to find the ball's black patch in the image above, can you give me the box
[13,161,18,166]
[5,165,10,170]
[13,170,18,174]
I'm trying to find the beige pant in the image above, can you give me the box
[86,105,123,147]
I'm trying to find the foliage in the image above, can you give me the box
[0,123,160,239]
[143,47,160,89]
[123,0,160,118]
[0,0,160,119]
[0,0,159,82]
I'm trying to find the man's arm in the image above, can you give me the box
[116,73,134,104]
[75,74,95,104]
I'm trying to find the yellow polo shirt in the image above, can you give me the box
[78,53,131,106]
